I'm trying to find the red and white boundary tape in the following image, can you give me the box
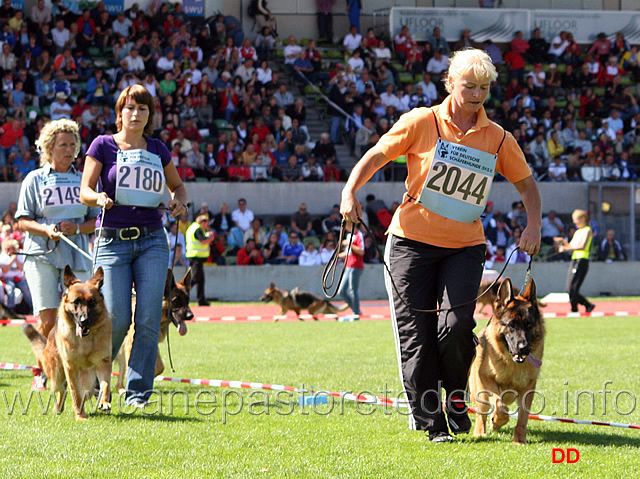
[2,362,639,429]
[1,311,640,326]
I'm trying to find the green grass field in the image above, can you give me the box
[1,315,639,478]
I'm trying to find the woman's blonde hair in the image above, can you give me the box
[34,118,81,167]
[572,209,588,223]
[115,84,155,136]
[1,238,19,254]
[443,48,498,94]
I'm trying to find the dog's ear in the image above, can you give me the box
[521,278,537,302]
[497,278,514,306]
[88,266,104,290]
[180,268,192,291]
[164,269,175,299]
[63,265,80,288]
[269,282,275,289]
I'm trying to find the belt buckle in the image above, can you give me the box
[119,227,141,240]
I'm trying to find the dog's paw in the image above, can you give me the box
[75,414,88,421]
[99,402,111,414]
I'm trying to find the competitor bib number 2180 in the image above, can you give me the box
[418,139,497,223]
[115,149,165,207]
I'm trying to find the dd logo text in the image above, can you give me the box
[552,448,580,463]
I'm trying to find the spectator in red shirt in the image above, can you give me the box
[248,116,271,143]
[176,154,196,182]
[504,46,525,83]
[237,238,264,265]
[0,119,26,179]
[71,94,89,120]
[510,30,529,55]
[163,12,181,38]
[323,157,341,181]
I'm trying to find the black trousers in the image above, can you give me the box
[189,257,207,304]
[384,235,484,431]
[316,12,333,40]
[566,258,589,311]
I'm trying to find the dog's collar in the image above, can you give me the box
[527,354,542,368]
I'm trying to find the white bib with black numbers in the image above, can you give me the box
[40,173,88,219]
[115,149,166,207]
[418,138,497,223]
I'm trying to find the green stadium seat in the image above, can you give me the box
[398,73,414,84]
[325,49,342,59]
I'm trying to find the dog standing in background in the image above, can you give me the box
[23,266,111,421]
[469,278,545,444]
[260,283,348,320]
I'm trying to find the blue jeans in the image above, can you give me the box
[94,229,169,404]
[338,267,363,315]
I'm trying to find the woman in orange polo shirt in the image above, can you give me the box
[340,48,541,442]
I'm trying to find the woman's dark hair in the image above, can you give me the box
[114,84,155,136]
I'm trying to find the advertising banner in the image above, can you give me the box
[390,7,640,44]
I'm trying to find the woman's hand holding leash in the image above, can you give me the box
[519,224,541,256]
[96,192,114,210]
[168,199,187,218]
[340,189,363,225]
[46,223,62,241]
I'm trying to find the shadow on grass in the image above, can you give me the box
[108,412,202,423]
[528,428,640,447]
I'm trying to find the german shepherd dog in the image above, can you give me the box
[477,280,546,315]
[115,268,193,392]
[23,266,111,421]
[469,278,545,444]
[260,283,348,320]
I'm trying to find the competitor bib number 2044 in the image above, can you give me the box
[418,139,497,223]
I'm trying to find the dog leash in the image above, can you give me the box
[91,205,107,274]
[165,201,192,374]
[321,219,355,299]
[349,217,530,315]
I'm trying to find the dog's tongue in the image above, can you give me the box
[178,322,187,336]
[76,324,82,337]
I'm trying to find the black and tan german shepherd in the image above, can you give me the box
[115,268,193,392]
[260,282,348,320]
[469,277,545,444]
[23,266,111,421]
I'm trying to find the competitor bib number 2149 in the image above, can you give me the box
[418,139,497,223]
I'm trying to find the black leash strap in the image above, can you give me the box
[359,219,527,315]
[166,210,184,374]
[321,219,355,299]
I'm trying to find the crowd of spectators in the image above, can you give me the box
[0,2,639,185]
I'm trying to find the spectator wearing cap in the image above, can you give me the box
[322,208,342,235]
[301,155,324,181]
[50,92,72,120]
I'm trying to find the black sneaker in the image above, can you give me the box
[428,430,453,443]
[446,395,471,435]
[585,303,595,313]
